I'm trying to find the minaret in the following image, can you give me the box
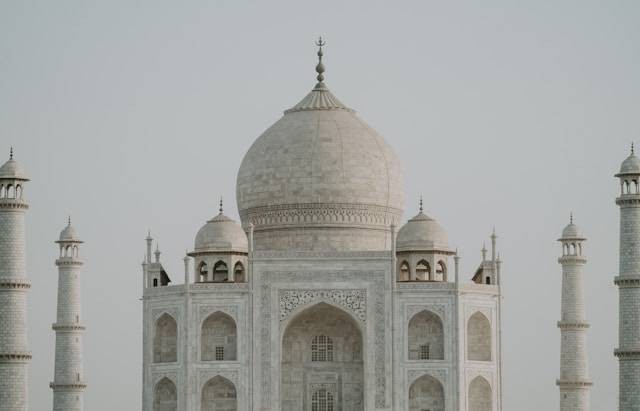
[0,148,31,411]
[557,214,591,410]
[615,144,640,410]
[51,218,86,410]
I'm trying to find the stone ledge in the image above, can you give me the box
[556,379,593,387]
[0,201,29,210]
[557,321,590,330]
[55,259,83,266]
[558,256,587,264]
[616,196,640,206]
[52,323,86,331]
[614,276,640,287]
[0,278,31,289]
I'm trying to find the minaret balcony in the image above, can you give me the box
[0,278,31,289]
[614,275,640,287]
[556,379,593,388]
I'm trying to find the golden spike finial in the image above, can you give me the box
[315,36,326,83]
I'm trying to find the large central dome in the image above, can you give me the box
[236,44,405,251]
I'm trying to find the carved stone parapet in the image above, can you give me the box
[49,382,87,390]
[616,196,640,206]
[0,352,32,362]
[557,321,590,330]
[558,255,587,264]
[55,259,84,266]
[52,323,86,331]
[556,379,593,387]
[615,349,640,359]
[614,276,640,287]
[0,200,29,210]
[0,278,31,289]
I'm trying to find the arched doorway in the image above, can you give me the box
[201,311,237,361]
[408,374,445,411]
[408,310,444,360]
[201,375,237,411]
[281,302,364,411]
[153,377,177,411]
[468,376,492,411]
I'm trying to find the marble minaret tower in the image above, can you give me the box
[615,145,640,410]
[51,219,86,410]
[557,215,591,410]
[0,149,31,411]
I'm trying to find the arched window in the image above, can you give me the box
[201,376,237,411]
[311,335,334,362]
[198,262,208,282]
[201,311,237,361]
[416,260,430,281]
[436,260,446,281]
[625,180,631,194]
[153,314,177,363]
[153,278,158,287]
[234,262,245,283]
[408,375,445,411]
[0,185,4,198]
[153,377,177,411]
[7,185,14,199]
[469,376,492,411]
[15,185,21,199]
[467,312,491,361]
[399,261,410,281]
[312,388,335,411]
[408,310,444,360]
[213,261,228,282]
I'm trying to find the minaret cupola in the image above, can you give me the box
[0,147,29,203]
[616,143,640,195]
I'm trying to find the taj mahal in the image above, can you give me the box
[1,40,640,411]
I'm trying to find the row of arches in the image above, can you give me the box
[58,244,79,258]
[409,374,492,411]
[153,375,237,411]
[0,184,23,199]
[621,179,639,195]
[153,312,238,364]
[562,242,583,256]
[408,310,492,362]
[399,260,447,282]
[197,261,245,283]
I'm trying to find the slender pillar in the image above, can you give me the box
[51,219,86,410]
[615,146,640,410]
[0,150,31,411]
[557,216,591,410]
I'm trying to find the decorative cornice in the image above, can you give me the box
[615,349,640,359]
[0,352,32,361]
[49,382,87,390]
[616,196,640,206]
[557,321,590,330]
[240,202,402,231]
[55,259,83,266]
[52,323,86,331]
[252,250,391,260]
[556,379,593,388]
[558,256,587,264]
[614,276,640,287]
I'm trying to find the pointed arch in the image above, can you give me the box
[469,376,492,411]
[233,261,245,282]
[408,374,445,411]
[201,375,237,411]
[408,310,444,360]
[153,313,177,363]
[436,260,446,281]
[213,260,229,282]
[467,312,491,361]
[198,262,208,282]
[0,184,4,198]
[201,311,237,361]
[153,377,177,411]
[416,259,431,281]
[6,184,14,199]
[312,387,335,411]
[399,260,410,281]
[15,184,21,199]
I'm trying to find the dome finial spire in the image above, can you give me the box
[419,194,423,213]
[68,215,71,226]
[570,211,573,224]
[632,142,635,155]
[9,146,13,160]
[315,36,326,84]
[219,197,224,214]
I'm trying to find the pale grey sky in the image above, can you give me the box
[1,1,638,409]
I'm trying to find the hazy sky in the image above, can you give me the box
[1,1,639,410]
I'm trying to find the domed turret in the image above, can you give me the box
[236,40,404,252]
[558,213,586,257]
[189,199,248,283]
[395,198,454,282]
[616,143,640,196]
[58,218,81,242]
[55,217,83,259]
[0,147,29,201]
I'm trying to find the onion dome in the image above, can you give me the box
[0,148,29,180]
[193,201,248,253]
[57,218,82,243]
[236,39,404,251]
[616,143,640,176]
[560,213,586,240]
[396,200,451,253]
